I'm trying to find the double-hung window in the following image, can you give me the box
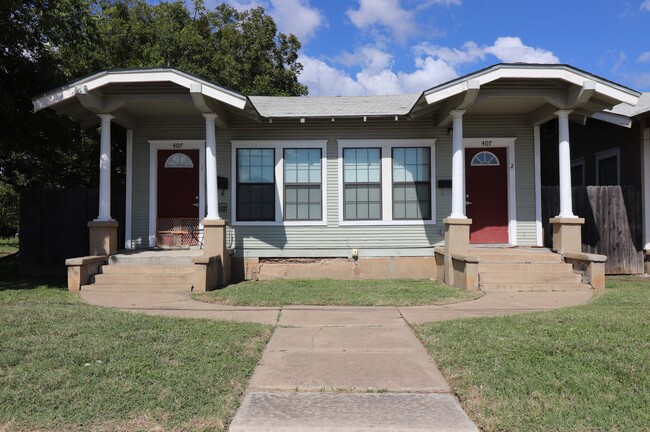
[392,147,431,219]
[284,149,322,220]
[236,148,275,221]
[232,141,327,224]
[338,140,435,225]
[343,148,382,220]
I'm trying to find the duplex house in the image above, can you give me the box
[33,63,641,290]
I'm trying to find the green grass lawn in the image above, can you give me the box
[414,276,650,431]
[0,281,272,431]
[0,237,18,256]
[193,278,481,306]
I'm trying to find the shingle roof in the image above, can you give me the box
[249,94,420,118]
[608,93,650,118]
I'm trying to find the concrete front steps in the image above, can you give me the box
[80,250,202,293]
[472,248,592,292]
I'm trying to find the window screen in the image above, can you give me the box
[392,147,431,220]
[236,148,275,221]
[343,148,381,220]
[284,148,322,220]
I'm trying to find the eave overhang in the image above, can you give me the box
[32,68,258,129]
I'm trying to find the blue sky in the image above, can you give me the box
[202,0,650,95]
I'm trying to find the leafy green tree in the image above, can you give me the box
[1,0,307,191]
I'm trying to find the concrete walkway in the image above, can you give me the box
[79,289,593,431]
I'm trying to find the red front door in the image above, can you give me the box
[157,149,200,246]
[465,147,508,244]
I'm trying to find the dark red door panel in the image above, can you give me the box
[465,147,508,244]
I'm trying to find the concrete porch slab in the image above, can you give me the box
[229,392,478,432]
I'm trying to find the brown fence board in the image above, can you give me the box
[19,188,125,276]
[542,185,643,274]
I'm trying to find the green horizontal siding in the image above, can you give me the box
[130,115,538,254]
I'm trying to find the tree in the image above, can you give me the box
[0,0,307,190]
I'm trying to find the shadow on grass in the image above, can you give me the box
[0,254,66,291]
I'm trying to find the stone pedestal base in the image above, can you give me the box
[87,220,118,256]
[202,219,230,287]
[549,217,585,254]
[443,218,472,286]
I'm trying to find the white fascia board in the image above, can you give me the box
[33,87,77,111]
[424,66,640,107]
[33,70,247,112]
[592,112,633,128]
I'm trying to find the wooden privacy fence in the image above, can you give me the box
[19,188,125,276]
[542,186,643,274]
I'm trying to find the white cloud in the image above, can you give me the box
[641,0,650,11]
[225,0,324,42]
[299,36,559,96]
[396,56,458,93]
[299,55,365,96]
[334,46,394,73]
[484,37,559,63]
[416,41,485,66]
[637,51,650,63]
[346,0,418,42]
[269,0,324,41]
[299,52,457,96]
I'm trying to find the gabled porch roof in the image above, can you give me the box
[31,68,259,129]
[410,63,641,127]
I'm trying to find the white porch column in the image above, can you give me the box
[450,110,466,218]
[642,126,650,250]
[97,114,114,221]
[556,110,575,218]
[203,113,220,220]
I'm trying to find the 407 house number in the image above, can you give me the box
[172,143,183,149]
[481,140,492,147]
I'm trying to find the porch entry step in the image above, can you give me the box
[100,265,195,275]
[94,273,193,285]
[108,249,204,266]
[80,283,191,293]
[480,283,591,292]
[479,272,583,284]
[478,263,574,273]
[471,253,563,263]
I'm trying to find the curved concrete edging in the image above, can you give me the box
[79,288,594,325]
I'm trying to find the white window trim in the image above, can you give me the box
[463,137,517,246]
[148,140,206,248]
[125,130,133,249]
[595,147,621,186]
[534,126,543,246]
[231,140,328,226]
[338,139,436,226]
[571,157,586,186]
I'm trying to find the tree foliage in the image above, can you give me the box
[0,0,307,191]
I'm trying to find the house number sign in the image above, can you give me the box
[173,142,183,149]
[481,140,492,147]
